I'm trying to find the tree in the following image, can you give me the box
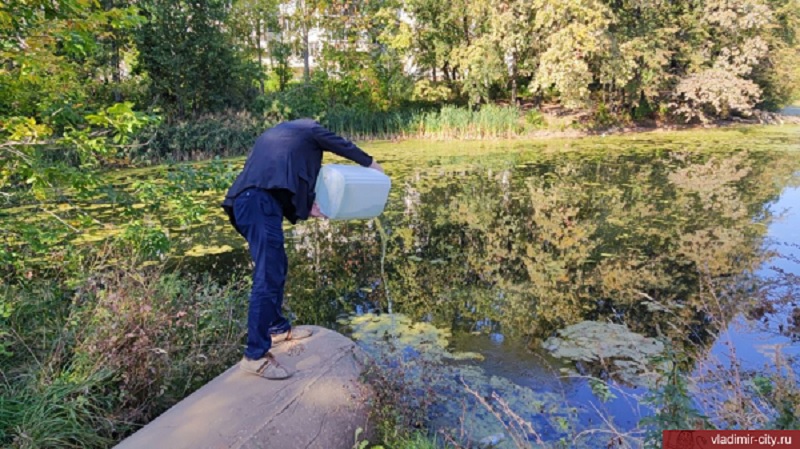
[281,0,325,84]
[95,0,144,102]
[750,0,800,109]
[666,0,797,120]
[486,0,540,103]
[405,0,472,89]
[597,0,685,116]
[313,0,413,110]
[228,0,282,93]
[135,0,258,118]
[531,0,613,108]
[0,0,140,127]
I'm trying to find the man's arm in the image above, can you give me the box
[311,123,374,167]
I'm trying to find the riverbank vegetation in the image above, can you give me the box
[3,0,800,162]
[2,0,800,447]
[1,256,249,447]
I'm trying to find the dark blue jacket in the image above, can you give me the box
[222,119,373,229]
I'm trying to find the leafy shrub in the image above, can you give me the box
[631,96,657,121]
[524,109,546,128]
[130,111,274,162]
[411,80,454,103]
[259,82,329,121]
[593,102,618,128]
[68,265,247,423]
[641,348,709,449]
[671,69,762,123]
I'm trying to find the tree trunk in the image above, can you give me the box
[511,78,517,104]
[256,18,265,93]
[112,35,121,102]
[178,97,185,120]
[105,0,121,102]
[463,15,470,45]
[510,56,518,104]
[303,27,310,83]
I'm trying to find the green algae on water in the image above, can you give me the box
[542,320,664,387]
[342,313,568,448]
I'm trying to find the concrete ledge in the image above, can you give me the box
[114,326,372,449]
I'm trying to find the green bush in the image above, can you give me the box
[593,102,618,129]
[130,111,274,162]
[631,97,657,121]
[259,82,329,120]
[525,109,546,128]
[641,348,709,449]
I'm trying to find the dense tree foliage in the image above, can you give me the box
[3,0,797,130]
[134,0,258,118]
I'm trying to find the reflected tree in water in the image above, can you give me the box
[289,150,798,365]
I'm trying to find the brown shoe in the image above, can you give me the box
[272,326,313,345]
[239,353,294,379]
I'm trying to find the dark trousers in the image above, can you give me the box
[233,188,291,360]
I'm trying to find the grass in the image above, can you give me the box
[353,430,445,449]
[1,371,116,449]
[126,104,552,163]
[390,432,446,449]
[417,104,524,139]
[324,107,424,141]
[0,250,250,448]
[327,104,539,140]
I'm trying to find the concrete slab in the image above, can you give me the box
[114,326,373,449]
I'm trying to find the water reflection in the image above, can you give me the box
[333,150,796,343]
[190,146,799,360]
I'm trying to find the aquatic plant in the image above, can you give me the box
[542,321,665,387]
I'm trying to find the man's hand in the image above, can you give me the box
[369,160,384,173]
[310,202,327,219]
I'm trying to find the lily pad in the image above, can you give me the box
[542,320,664,386]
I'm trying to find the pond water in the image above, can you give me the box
[162,127,800,446]
[98,127,800,446]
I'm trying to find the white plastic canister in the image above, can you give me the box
[314,164,391,220]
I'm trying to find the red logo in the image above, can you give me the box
[663,430,798,449]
